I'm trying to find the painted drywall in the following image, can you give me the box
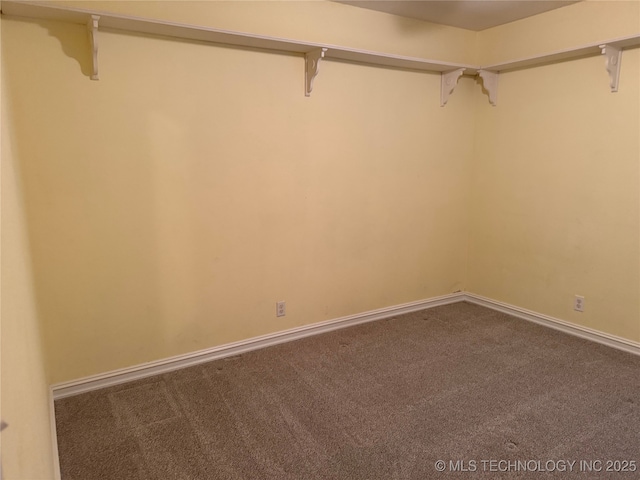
[1,1,639,475]
[469,2,640,342]
[1,3,475,384]
[0,17,58,479]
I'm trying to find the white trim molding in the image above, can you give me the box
[463,293,640,357]
[51,291,640,400]
[49,389,62,480]
[51,292,464,399]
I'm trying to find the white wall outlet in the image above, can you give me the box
[574,295,585,312]
[276,301,286,317]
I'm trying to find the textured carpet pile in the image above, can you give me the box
[55,302,640,479]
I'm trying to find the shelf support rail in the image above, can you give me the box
[305,48,327,97]
[87,14,100,80]
[440,68,466,106]
[5,0,639,101]
[478,70,499,106]
[600,44,622,92]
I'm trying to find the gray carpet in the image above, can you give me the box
[55,302,640,479]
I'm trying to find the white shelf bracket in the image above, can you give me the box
[478,70,498,106]
[440,68,465,107]
[600,44,622,92]
[305,48,327,97]
[87,15,100,80]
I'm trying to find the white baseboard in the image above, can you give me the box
[49,389,61,480]
[463,293,640,356]
[52,291,640,400]
[51,292,465,400]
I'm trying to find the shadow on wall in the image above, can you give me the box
[35,19,94,79]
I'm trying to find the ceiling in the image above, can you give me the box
[335,1,580,31]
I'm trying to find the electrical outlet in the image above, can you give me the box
[574,295,585,312]
[276,301,286,317]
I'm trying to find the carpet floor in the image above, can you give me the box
[55,302,640,479]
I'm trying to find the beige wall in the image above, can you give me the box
[469,1,640,342]
[1,18,58,479]
[2,3,475,385]
[1,1,639,477]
